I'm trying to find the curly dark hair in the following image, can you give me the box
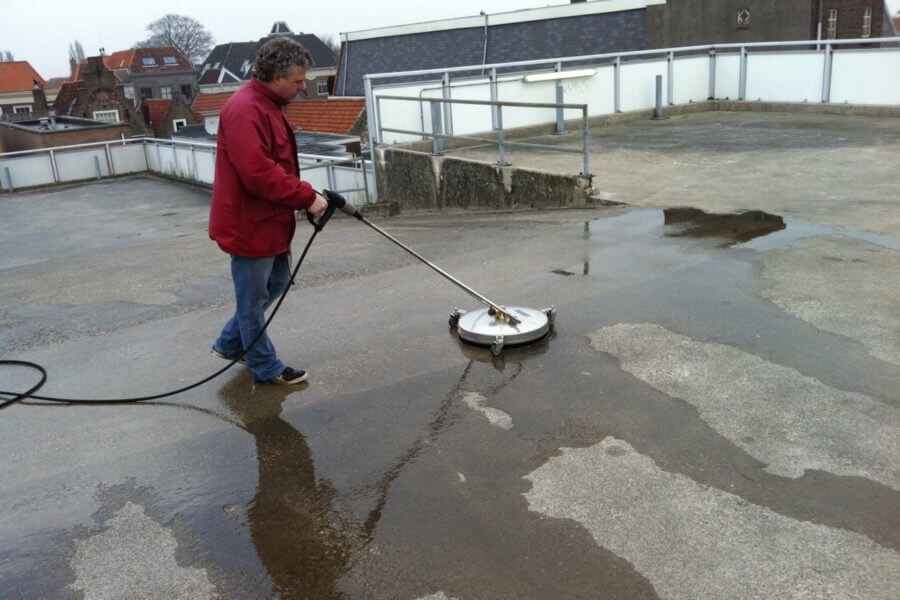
[253,37,314,82]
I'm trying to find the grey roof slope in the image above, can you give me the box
[337,9,646,96]
[199,33,336,85]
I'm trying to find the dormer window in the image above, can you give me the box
[142,56,157,66]
[163,56,177,65]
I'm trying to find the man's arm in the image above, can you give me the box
[223,115,317,210]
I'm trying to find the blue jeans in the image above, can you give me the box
[213,252,292,381]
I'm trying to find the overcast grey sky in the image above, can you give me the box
[3,0,898,79]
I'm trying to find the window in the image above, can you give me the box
[124,86,135,100]
[180,84,193,100]
[142,56,157,67]
[827,9,838,40]
[862,7,872,37]
[93,109,119,122]
[163,55,177,65]
[140,87,153,99]
[317,79,330,96]
[160,86,173,99]
[242,59,251,76]
[13,105,32,114]
[172,118,187,131]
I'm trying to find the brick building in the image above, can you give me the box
[0,61,58,117]
[647,0,889,47]
[103,47,198,105]
[335,0,894,97]
[53,56,135,125]
[0,115,131,152]
[131,94,201,138]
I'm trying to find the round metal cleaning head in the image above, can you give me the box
[454,306,554,355]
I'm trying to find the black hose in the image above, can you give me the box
[0,222,322,409]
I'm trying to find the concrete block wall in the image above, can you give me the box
[375,148,590,211]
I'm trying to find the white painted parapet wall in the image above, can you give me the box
[365,38,900,145]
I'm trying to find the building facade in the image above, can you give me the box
[197,22,337,99]
[335,0,893,97]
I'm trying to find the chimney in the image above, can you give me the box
[88,55,104,75]
[32,81,49,116]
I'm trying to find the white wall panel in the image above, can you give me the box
[831,50,900,105]
[746,51,823,103]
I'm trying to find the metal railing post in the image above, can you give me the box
[104,142,114,175]
[360,156,371,203]
[555,82,565,134]
[821,43,834,103]
[430,101,444,155]
[614,56,621,113]
[667,51,674,105]
[364,77,380,146]
[49,149,59,183]
[3,167,13,192]
[708,49,716,99]
[442,72,453,135]
[581,106,590,177]
[191,145,198,179]
[155,142,162,172]
[654,75,664,119]
[555,62,565,134]
[739,46,748,101]
[496,104,509,166]
[326,162,336,191]
[490,67,498,130]
[93,155,102,180]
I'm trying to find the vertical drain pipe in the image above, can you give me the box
[555,62,565,134]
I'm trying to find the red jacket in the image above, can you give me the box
[208,77,316,257]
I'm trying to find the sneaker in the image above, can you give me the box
[211,347,247,365]
[268,367,308,385]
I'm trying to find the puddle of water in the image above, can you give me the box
[662,207,786,246]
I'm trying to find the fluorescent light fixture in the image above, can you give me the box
[523,68,596,83]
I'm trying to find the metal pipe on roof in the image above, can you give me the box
[481,12,489,76]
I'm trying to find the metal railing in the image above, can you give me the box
[375,94,591,177]
[1,137,374,203]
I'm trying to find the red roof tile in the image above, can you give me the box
[283,97,366,135]
[191,91,235,114]
[105,49,136,70]
[0,61,48,93]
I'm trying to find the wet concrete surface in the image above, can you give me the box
[449,111,900,236]
[1,175,898,599]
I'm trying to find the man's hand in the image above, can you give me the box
[308,193,327,217]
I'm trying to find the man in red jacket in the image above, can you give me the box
[208,37,327,384]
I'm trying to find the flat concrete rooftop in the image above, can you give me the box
[1,109,898,599]
[449,110,900,236]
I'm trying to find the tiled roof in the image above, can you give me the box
[143,98,172,136]
[198,33,336,85]
[131,47,194,72]
[191,91,235,113]
[52,80,83,113]
[105,49,136,70]
[336,10,646,96]
[283,97,365,134]
[0,61,48,93]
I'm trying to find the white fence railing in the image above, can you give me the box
[0,138,374,203]
[365,37,900,146]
